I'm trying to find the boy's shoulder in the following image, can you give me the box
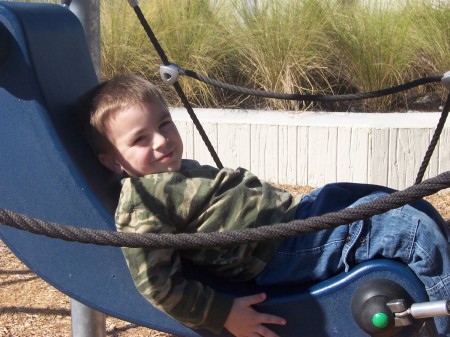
[180,159,216,171]
[180,159,202,170]
[116,159,222,214]
[119,159,219,193]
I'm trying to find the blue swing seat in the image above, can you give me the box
[0,2,431,336]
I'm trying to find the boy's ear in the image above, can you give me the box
[98,153,123,174]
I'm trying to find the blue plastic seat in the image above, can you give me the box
[0,2,430,336]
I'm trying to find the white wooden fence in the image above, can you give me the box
[171,108,450,190]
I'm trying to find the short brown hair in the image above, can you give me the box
[82,74,167,154]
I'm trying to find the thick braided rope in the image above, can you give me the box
[131,5,223,169]
[184,69,442,102]
[415,93,450,185]
[1,171,448,249]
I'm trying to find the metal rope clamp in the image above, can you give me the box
[160,63,182,85]
[127,0,139,8]
[442,70,450,91]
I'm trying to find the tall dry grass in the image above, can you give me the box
[9,0,450,111]
[101,0,237,107]
[324,1,423,110]
[228,0,336,110]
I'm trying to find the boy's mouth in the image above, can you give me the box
[156,151,174,163]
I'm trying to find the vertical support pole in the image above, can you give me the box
[69,0,101,79]
[66,2,104,334]
[71,299,106,337]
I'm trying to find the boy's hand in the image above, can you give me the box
[224,293,286,337]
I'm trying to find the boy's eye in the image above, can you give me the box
[160,120,173,129]
[133,135,146,145]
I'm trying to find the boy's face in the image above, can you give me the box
[99,100,183,177]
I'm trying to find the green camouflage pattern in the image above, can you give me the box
[115,160,300,333]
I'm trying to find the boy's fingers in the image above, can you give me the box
[255,324,282,337]
[259,313,286,326]
[238,293,287,325]
[240,292,267,305]
[254,314,286,337]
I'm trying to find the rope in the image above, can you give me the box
[131,5,223,169]
[415,93,450,185]
[184,69,442,102]
[130,4,169,66]
[1,170,449,249]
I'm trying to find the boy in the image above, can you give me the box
[84,74,450,337]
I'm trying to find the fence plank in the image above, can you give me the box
[218,123,251,170]
[368,128,389,187]
[296,126,309,186]
[278,125,298,185]
[307,126,338,187]
[250,124,279,181]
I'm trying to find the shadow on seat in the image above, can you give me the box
[0,2,430,336]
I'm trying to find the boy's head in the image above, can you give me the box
[84,74,183,177]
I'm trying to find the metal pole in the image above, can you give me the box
[69,0,101,79]
[71,299,106,337]
[65,2,105,333]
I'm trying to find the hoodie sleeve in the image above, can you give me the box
[115,177,233,334]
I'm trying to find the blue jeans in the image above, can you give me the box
[255,183,450,336]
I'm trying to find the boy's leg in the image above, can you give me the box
[255,183,370,286]
[256,183,449,335]
[255,183,387,285]
[348,196,450,336]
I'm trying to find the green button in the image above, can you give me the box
[372,312,389,328]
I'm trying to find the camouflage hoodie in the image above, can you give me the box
[115,159,300,334]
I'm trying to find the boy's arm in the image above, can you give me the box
[116,175,239,332]
[124,241,286,337]
[121,245,234,333]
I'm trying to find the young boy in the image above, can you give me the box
[83,74,450,337]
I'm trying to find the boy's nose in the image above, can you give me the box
[152,132,168,149]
